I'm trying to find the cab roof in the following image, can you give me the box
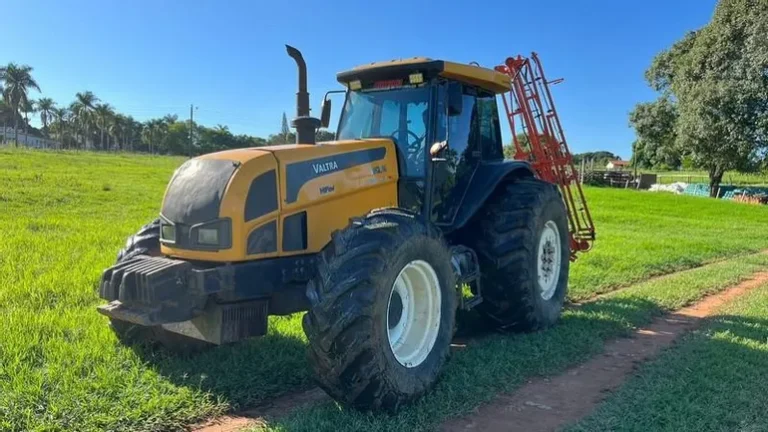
[337,57,511,94]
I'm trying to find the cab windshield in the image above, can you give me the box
[337,86,432,176]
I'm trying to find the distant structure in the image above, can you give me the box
[606,160,629,171]
[0,127,61,149]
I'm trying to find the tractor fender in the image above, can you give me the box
[449,159,535,231]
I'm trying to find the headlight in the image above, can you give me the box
[197,228,219,245]
[161,224,176,242]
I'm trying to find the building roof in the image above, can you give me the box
[337,58,511,94]
[608,160,630,166]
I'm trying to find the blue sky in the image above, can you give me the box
[4,0,716,158]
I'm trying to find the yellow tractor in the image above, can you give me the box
[98,46,593,411]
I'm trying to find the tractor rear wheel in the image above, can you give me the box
[109,219,211,353]
[303,209,457,412]
[467,177,570,331]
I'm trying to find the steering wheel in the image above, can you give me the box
[390,129,424,160]
[389,130,428,176]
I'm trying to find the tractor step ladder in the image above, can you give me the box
[495,53,595,260]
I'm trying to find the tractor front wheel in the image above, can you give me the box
[303,209,457,412]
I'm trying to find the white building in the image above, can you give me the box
[0,127,61,149]
[606,160,630,171]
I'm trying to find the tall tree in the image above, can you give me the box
[315,130,335,142]
[52,106,69,147]
[503,133,531,159]
[109,113,126,150]
[629,97,680,169]
[0,102,7,144]
[22,99,36,140]
[142,118,168,154]
[125,116,141,151]
[68,101,84,148]
[94,103,114,149]
[281,112,290,143]
[0,63,40,146]
[74,91,99,149]
[572,151,621,167]
[36,97,55,138]
[0,86,8,143]
[642,0,768,196]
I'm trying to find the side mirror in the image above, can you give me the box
[320,98,332,129]
[447,82,463,117]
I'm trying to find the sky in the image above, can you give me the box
[3,0,718,159]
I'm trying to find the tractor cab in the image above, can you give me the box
[332,59,513,228]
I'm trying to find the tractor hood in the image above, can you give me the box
[159,148,278,261]
[159,139,398,262]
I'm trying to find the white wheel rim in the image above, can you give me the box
[387,260,442,368]
[537,221,562,301]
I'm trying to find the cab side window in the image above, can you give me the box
[477,93,503,160]
[431,85,481,225]
[445,93,477,163]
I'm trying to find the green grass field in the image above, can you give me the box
[2,147,768,431]
[568,186,768,300]
[653,170,768,186]
[568,283,768,432]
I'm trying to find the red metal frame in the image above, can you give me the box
[495,53,595,260]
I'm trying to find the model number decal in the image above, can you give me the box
[319,185,335,195]
[371,164,387,175]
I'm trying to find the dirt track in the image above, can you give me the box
[441,272,768,432]
[193,271,768,432]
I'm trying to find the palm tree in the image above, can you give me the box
[36,97,56,138]
[142,118,169,154]
[125,116,141,151]
[74,91,99,149]
[94,103,114,149]
[52,107,70,147]
[0,86,7,144]
[0,102,8,144]
[69,101,84,148]
[109,113,127,150]
[141,120,154,154]
[22,99,36,143]
[0,63,40,146]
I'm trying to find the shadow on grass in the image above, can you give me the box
[264,296,662,432]
[123,294,670,431]
[128,317,312,411]
[454,308,497,339]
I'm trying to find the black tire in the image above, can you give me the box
[110,219,212,353]
[466,177,570,331]
[116,219,162,262]
[303,209,457,412]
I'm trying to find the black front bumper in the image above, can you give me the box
[97,254,315,343]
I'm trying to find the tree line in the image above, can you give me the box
[0,64,333,155]
[502,132,621,169]
[629,0,768,195]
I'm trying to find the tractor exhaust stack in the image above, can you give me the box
[286,45,320,145]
